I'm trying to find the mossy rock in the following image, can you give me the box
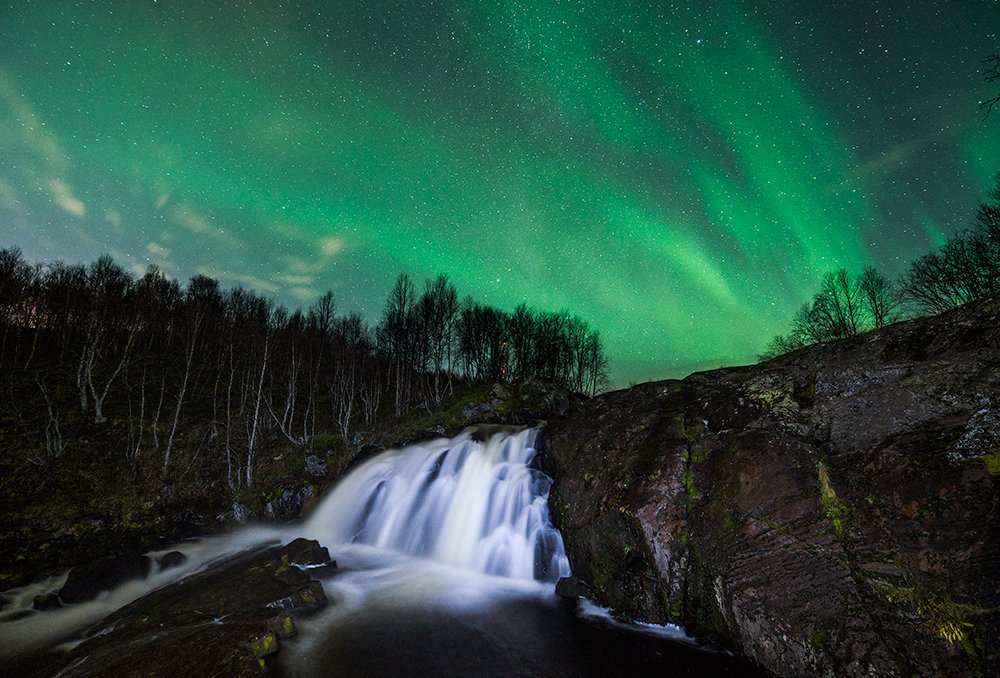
[268,612,297,639]
[247,630,279,659]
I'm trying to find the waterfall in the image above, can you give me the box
[301,427,571,583]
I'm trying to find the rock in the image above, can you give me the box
[31,539,333,676]
[32,592,61,610]
[544,391,570,416]
[58,553,152,604]
[264,485,313,521]
[247,631,279,660]
[283,537,331,566]
[544,295,1000,677]
[157,551,187,572]
[462,398,502,421]
[268,612,297,639]
[346,444,384,471]
[266,580,328,614]
[304,454,327,478]
[554,576,594,600]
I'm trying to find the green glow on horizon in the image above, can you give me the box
[1,0,997,385]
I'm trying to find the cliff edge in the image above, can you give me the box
[543,295,1000,677]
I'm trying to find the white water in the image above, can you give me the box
[0,528,283,657]
[0,427,570,660]
[300,427,571,583]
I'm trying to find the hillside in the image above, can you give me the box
[543,294,1000,676]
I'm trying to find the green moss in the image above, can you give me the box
[680,468,698,498]
[248,631,279,659]
[268,612,297,639]
[870,581,981,657]
[982,450,1000,476]
[747,513,789,535]
[722,512,738,531]
[689,443,712,464]
[311,433,344,452]
[682,418,704,444]
[818,462,848,537]
[810,627,829,649]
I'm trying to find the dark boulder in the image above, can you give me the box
[264,485,314,521]
[58,553,152,604]
[284,537,331,566]
[32,593,61,611]
[156,551,187,572]
[555,576,594,600]
[304,455,327,478]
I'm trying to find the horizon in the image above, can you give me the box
[2,1,998,386]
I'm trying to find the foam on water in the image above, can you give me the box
[300,427,570,583]
[0,428,570,659]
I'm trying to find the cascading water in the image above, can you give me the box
[0,426,755,677]
[300,427,570,583]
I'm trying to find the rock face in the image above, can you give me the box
[5,538,335,677]
[543,295,1000,677]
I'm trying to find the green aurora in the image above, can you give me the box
[1,1,998,385]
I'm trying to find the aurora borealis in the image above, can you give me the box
[1,1,997,385]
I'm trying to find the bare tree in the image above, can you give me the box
[36,373,65,460]
[0,247,32,366]
[163,275,222,482]
[378,273,417,417]
[857,265,901,329]
[980,54,1000,117]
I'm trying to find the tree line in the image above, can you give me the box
[761,175,1000,358]
[0,252,608,488]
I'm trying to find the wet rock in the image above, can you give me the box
[247,631,279,660]
[304,454,327,478]
[157,551,187,572]
[31,539,333,677]
[555,576,594,600]
[58,553,152,604]
[266,580,328,614]
[268,611,297,639]
[264,485,314,521]
[463,398,503,421]
[284,537,331,566]
[545,294,1000,677]
[32,593,61,611]
[345,444,384,471]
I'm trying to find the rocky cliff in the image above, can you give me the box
[543,295,1000,677]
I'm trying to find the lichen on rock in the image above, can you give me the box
[544,295,1000,677]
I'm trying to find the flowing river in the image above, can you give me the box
[0,428,761,676]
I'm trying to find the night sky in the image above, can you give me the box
[1,1,997,386]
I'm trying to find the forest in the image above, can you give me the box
[0,255,608,493]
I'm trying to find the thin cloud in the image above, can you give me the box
[50,178,86,217]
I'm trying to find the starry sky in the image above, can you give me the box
[1,1,998,386]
